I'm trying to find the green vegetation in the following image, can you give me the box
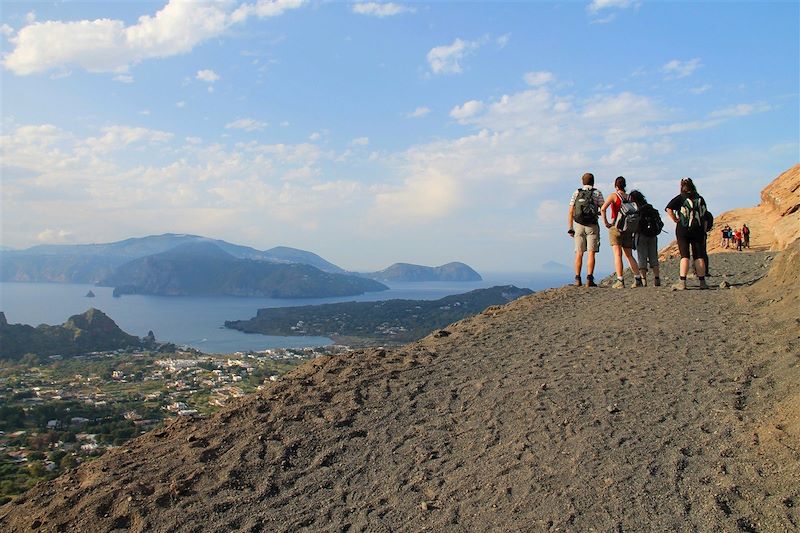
[226,285,532,344]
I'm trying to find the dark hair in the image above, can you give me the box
[680,177,697,195]
[581,172,594,186]
[628,189,646,205]
[614,176,626,192]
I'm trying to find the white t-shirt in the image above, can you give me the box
[569,185,604,207]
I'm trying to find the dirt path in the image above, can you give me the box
[2,249,798,532]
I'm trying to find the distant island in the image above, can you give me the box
[101,242,388,298]
[0,233,347,284]
[359,262,482,282]
[225,285,532,345]
[0,309,160,360]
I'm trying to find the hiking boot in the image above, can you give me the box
[633,277,644,288]
[611,279,625,289]
[574,276,582,287]
[654,277,661,287]
[587,275,597,288]
[671,280,687,291]
[699,278,709,290]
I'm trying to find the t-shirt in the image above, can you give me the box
[569,186,604,207]
[666,193,706,239]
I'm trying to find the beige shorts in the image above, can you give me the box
[574,222,600,253]
[609,226,634,249]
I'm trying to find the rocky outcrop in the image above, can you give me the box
[661,164,800,258]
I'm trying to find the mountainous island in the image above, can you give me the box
[0,309,156,360]
[359,262,482,282]
[0,233,346,284]
[225,285,531,344]
[100,242,387,298]
[0,233,483,291]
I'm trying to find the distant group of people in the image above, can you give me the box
[568,173,711,290]
[721,224,750,251]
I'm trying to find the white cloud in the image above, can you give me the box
[83,126,173,153]
[3,0,307,76]
[138,109,151,115]
[587,0,638,14]
[280,121,290,127]
[225,118,267,131]
[176,101,186,108]
[496,33,511,48]
[196,69,219,82]
[186,136,203,144]
[450,100,484,121]
[709,102,772,119]
[350,136,370,146]
[427,38,483,75]
[407,106,431,118]
[25,11,37,24]
[114,74,134,83]
[523,71,554,86]
[352,2,415,17]
[689,84,711,94]
[0,24,14,37]
[662,58,702,79]
[37,229,72,243]
[309,132,321,141]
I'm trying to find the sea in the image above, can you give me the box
[0,272,567,354]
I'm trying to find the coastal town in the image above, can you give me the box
[0,344,351,503]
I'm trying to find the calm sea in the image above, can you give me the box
[0,272,566,354]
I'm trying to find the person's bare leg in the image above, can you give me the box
[623,247,641,276]
[574,250,583,277]
[587,251,596,276]
[613,245,624,277]
[680,258,690,277]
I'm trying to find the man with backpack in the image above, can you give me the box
[665,177,709,290]
[567,172,604,287]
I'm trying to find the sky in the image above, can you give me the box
[1,0,798,272]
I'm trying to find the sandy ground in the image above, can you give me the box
[1,246,798,532]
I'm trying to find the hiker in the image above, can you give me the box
[567,172,604,287]
[735,227,744,251]
[601,176,643,288]
[665,177,709,290]
[742,224,750,248]
[628,190,663,286]
[720,226,728,248]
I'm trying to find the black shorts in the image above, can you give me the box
[676,229,707,260]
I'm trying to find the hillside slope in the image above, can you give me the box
[1,247,798,531]
[662,163,799,258]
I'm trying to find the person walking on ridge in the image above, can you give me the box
[601,176,643,288]
[665,177,709,290]
[567,172,604,287]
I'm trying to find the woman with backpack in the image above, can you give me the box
[601,176,643,288]
[665,177,709,290]
[628,190,662,286]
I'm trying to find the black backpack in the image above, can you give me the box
[679,195,707,230]
[573,188,599,225]
[638,203,664,237]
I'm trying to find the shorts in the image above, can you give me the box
[574,222,600,253]
[609,226,634,249]
[676,229,707,260]
[636,234,659,269]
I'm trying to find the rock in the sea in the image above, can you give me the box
[85,290,96,297]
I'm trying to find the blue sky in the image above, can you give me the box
[1,0,798,272]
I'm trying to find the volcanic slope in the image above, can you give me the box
[1,248,798,532]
